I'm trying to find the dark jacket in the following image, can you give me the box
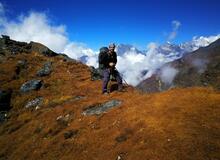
[99,51,117,69]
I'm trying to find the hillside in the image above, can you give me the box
[0,36,220,160]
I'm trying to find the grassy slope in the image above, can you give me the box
[0,52,220,160]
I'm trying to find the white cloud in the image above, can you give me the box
[159,66,179,85]
[115,44,176,86]
[115,33,220,86]
[63,42,95,59]
[168,20,181,41]
[85,55,98,68]
[147,42,158,50]
[172,20,181,30]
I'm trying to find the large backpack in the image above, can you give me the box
[98,47,108,69]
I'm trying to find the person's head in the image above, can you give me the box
[108,43,116,53]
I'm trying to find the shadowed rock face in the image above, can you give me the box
[82,100,122,115]
[136,38,220,93]
[0,35,57,57]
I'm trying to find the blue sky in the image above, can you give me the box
[1,0,220,50]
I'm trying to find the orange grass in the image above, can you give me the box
[0,53,220,160]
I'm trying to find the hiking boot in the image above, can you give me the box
[102,91,109,95]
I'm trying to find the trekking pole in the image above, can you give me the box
[115,68,129,86]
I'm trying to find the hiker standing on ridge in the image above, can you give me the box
[99,43,123,94]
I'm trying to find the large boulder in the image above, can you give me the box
[82,99,122,116]
[37,62,52,77]
[20,80,43,93]
[0,35,29,55]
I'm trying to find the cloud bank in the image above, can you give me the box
[0,2,219,86]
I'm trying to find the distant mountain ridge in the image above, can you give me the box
[116,35,220,59]
[136,38,220,93]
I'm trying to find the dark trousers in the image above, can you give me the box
[102,68,122,93]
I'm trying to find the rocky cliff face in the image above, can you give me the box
[0,36,220,160]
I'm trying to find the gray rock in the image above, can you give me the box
[0,89,12,111]
[89,66,103,81]
[20,80,43,93]
[25,97,44,109]
[82,100,122,116]
[37,61,52,77]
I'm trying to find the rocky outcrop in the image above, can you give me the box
[37,62,52,77]
[0,35,58,57]
[20,80,43,93]
[29,41,58,57]
[82,100,122,115]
